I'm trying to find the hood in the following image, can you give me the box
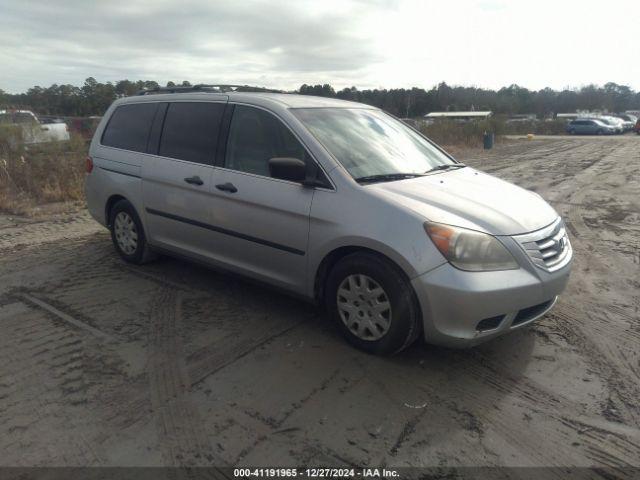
[368,167,558,235]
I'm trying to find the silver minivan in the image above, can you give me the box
[86,86,573,354]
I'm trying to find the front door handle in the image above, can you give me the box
[184,175,204,186]
[216,182,238,193]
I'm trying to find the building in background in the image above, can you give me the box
[423,111,493,124]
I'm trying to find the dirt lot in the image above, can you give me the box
[0,136,639,470]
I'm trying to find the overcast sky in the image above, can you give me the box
[1,0,639,93]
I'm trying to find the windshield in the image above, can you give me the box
[292,108,455,179]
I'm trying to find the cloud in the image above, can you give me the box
[1,0,639,93]
[0,0,383,92]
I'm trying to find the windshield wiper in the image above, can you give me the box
[424,163,466,174]
[354,172,426,184]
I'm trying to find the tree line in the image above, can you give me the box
[2,77,639,118]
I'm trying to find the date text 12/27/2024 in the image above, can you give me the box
[233,469,400,478]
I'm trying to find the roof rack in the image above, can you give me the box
[136,84,284,95]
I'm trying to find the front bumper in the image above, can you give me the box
[411,235,572,348]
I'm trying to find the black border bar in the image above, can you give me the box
[0,467,638,480]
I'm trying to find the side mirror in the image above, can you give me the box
[269,157,306,183]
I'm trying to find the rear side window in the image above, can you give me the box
[159,102,225,164]
[102,103,158,152]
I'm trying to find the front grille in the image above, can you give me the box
[512,298,555,326]
[513,218,572,273]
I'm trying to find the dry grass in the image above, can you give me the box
[503,119,567,135]
[418,117,569,148]
[0,127,88,216]
[419,118,506,148]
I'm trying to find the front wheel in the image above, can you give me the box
[325,252,421,355]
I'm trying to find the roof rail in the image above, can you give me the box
[136,84,284,95]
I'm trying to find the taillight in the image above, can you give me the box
[85,156,94,173]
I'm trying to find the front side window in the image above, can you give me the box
[102,103,158,152]
[225,105,311,177]
[292,108,455,180]
[159,102,225,164]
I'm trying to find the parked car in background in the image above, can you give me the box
[566,119,615,135]
[37,115,66,125]
[86,86,572,354]
[635,118,640,134]
[0,109,70,145]
[613,114,637,131]
[595,116,624,134]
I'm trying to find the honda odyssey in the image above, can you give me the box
[85,85,573,354]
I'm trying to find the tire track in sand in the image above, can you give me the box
[147,286,229,473]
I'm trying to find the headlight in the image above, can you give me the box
[424,222,519,271]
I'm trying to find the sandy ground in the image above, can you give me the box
[0,136,639,470]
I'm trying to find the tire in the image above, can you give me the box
[325,252,421,355]
[109,199,157,264]
[567,129,575,135]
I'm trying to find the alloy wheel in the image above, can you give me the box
[114,211,138,255]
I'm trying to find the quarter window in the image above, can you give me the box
[159,102,225,164]
[225,105,311,177]
[102,103,159,152]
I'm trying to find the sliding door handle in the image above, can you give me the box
[184,175,204,186]
[215,182,238,193]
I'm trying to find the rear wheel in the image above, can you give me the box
[109,199,156,264]
[325,252,421,355]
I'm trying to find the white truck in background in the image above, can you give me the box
[0,109,71,145]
